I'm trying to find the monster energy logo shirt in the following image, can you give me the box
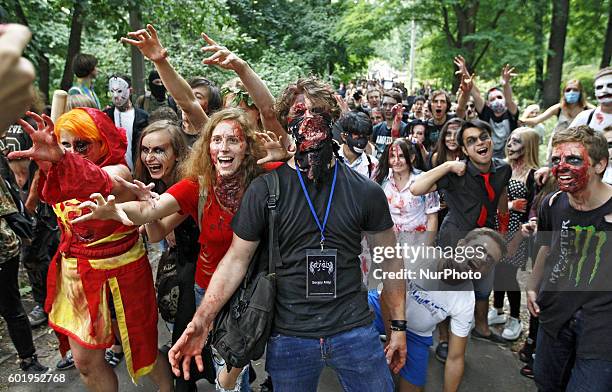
[536,191,612,360]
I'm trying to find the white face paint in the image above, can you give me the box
[594,74,612,105]
[109,77,131,110]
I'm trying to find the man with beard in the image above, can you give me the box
[104,74,149,170]
[527,125,612,391]
[136,70,177,114]
[337,111,378,178]
[169,77,407,391]
[570,67,612,132]
[411,119,511,361]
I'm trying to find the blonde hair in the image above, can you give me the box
[55,109,108,156]
[506,127,540,171]
[66,94,97,111]
[179,107,264,193]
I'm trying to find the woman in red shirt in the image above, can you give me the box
[74,107,284,391]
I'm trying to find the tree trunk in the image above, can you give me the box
[60,1,85,92]
[542,0,569,108]
[601,0,612,69]
[129,5,145,97]
[533,1,546,102]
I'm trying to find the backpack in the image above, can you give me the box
[209,171,281,369]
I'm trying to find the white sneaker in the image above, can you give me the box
[502,316,522,340]
[488,308,507,325]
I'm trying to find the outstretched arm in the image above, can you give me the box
[501,64,518,116]
[201,33,287,144]
[168,234,260,380]
[410,160,465,195]
[122,24,207,132]
[521,103,560,126]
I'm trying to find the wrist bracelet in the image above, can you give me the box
[390,320,407,331]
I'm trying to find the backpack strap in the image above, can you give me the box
[197,178,208,231]
[263,171,281,271]
[366,154,373,178]
[586,109,595,126]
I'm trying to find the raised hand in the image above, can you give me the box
[501,64,517,86]
[201,33,244,72]
[334,94,350,114]
[7,112,64,163]
[168,317,211,380]
[121,24,168,63]
[256,131,289,164]
[460,72,474,93]
[453,55,469,77]
[114,176,160,205]
[71,193,134,226]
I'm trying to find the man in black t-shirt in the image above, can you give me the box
[169,78,407,392]
[371,90,408,159]
[526,125,612,391]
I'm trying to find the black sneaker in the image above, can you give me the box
[56,352,75,371]
[519,339,536,363]
[28,305,48,327]
[20,355,49,373]
[435,341,448,363]
[470,328,507,344]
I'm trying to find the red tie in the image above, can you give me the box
[477,173,495,227]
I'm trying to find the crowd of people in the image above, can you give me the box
[1,20,612,392]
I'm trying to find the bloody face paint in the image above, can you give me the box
[289,98,335,182]
[209,120,247,178]
[389,143,409,175]
[214,171,243,213]
[551,142,591,193]
[140,131,177,183]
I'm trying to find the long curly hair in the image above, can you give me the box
[179,107,265,193]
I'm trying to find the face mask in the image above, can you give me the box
[489,98,506,114]
[564,91,580,104]
[594,74,612,105]
[346,134,368,155]
[289,108,335,183]
[109,77,130,110]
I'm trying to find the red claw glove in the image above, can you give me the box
[497,211,510,234]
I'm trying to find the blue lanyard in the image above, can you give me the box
[296,160,338,249]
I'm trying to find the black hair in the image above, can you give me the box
[382,90,402,104]
[464,228,507,258]
[109,73,131,88]
[336,111,373,137]
[374,139,415,185]
[432,118,465,166]
[456,119,493,148]
[72,53,98,78]
[188,77,222,114]
[413,95,426,104]
[408,119,428,134]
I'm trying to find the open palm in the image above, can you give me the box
[7,112,64,163]
[121,24,168,63]
[72,193,134,226]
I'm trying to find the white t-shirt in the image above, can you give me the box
[114,108,135,170]
[405,280,474,338]
[569,107,612,132]
[339,149,378,178]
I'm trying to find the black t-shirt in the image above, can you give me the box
[536,191,612,360]
[436,158,511,247]
[477,106,519,154]
[371,121,408,159]
[232,162,393,338]
[425,114,456,150]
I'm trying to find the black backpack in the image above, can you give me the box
[210,171,281,369]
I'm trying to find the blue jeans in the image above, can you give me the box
[265,324,394,392]
[194,284,250,391]
[534,311,612,392]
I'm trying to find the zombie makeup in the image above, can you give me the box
[551,142,592,193]
[445,125,459,151]
[289,100,335,182]
[462,127,492,164]
[59,130,104,164]
[381,97,398,121]
[345,132,369,155]
[140,131,177,183]
[109,77,131,111]
[594,74,612,105]
[389,143,409,175]
[209,120,247,178]
[506,133,524,160]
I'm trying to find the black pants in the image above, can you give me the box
[20,219,58,305]
[493,262,521,318]
[0,255,36,359]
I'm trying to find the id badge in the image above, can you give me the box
[306,248,337,298]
